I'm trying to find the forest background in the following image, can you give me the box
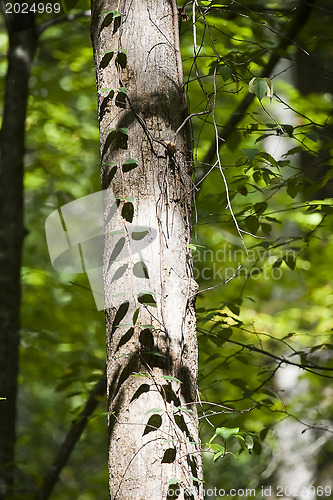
[0,0,333,498]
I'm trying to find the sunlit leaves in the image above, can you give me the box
[249,77,273,101]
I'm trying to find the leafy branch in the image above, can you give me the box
[202,0,316,167]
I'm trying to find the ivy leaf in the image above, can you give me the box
[213,448,225,462]
[245,215,260,234]
[254,201,268,215]
[168,478,181,486]
[99,9,121,17]
[237,432,254,452]
[187,243,206,251]
[218,64,233,81]
[138,292,157,307]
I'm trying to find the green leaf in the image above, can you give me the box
[162,375,182,384]
[209,443,225,453]
[261,222,272,235]
[286,178,300,198]
[211,328,233,347]
[138,292,157,307]
[260,427,270,441]
[258,152,278,168]
[132,372,150,378]
[118,127,128,136]
[145,408,164,414]
[245,215,260,234]
[227,302,241,316]
[213,450,225,462]
[140,324,155,330]
[249,77,269,101]
[168,478,181,486]
[304,131,319,142]
[282,124,294,137]
[122,157,138,165]
[215,426,240,441]
[99,9,121,17]
[218,65,233,81]
[242,148,259,162]
[254,201,268,215]
[284,253,296,270]
[237,432,254,451]
[189,477,200,483]
[98,87,115,94]
[98,49,115,56]
[187,243,206,251]
[174,407,193,414]
[264,77,273,100]
[105,127,128,135]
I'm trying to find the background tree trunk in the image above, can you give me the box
[0,8,37,498]
[90,1,203,498]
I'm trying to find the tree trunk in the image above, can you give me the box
[0,8,37,499]
[90,1,203,498]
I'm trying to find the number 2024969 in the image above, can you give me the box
[5,3,61,14]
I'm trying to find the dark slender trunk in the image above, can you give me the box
[0,8,37,498]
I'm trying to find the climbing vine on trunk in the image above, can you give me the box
[90,1,203,498]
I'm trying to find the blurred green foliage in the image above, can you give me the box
[180,1,333,496]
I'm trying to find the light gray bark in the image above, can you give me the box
[90,1,203,498]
